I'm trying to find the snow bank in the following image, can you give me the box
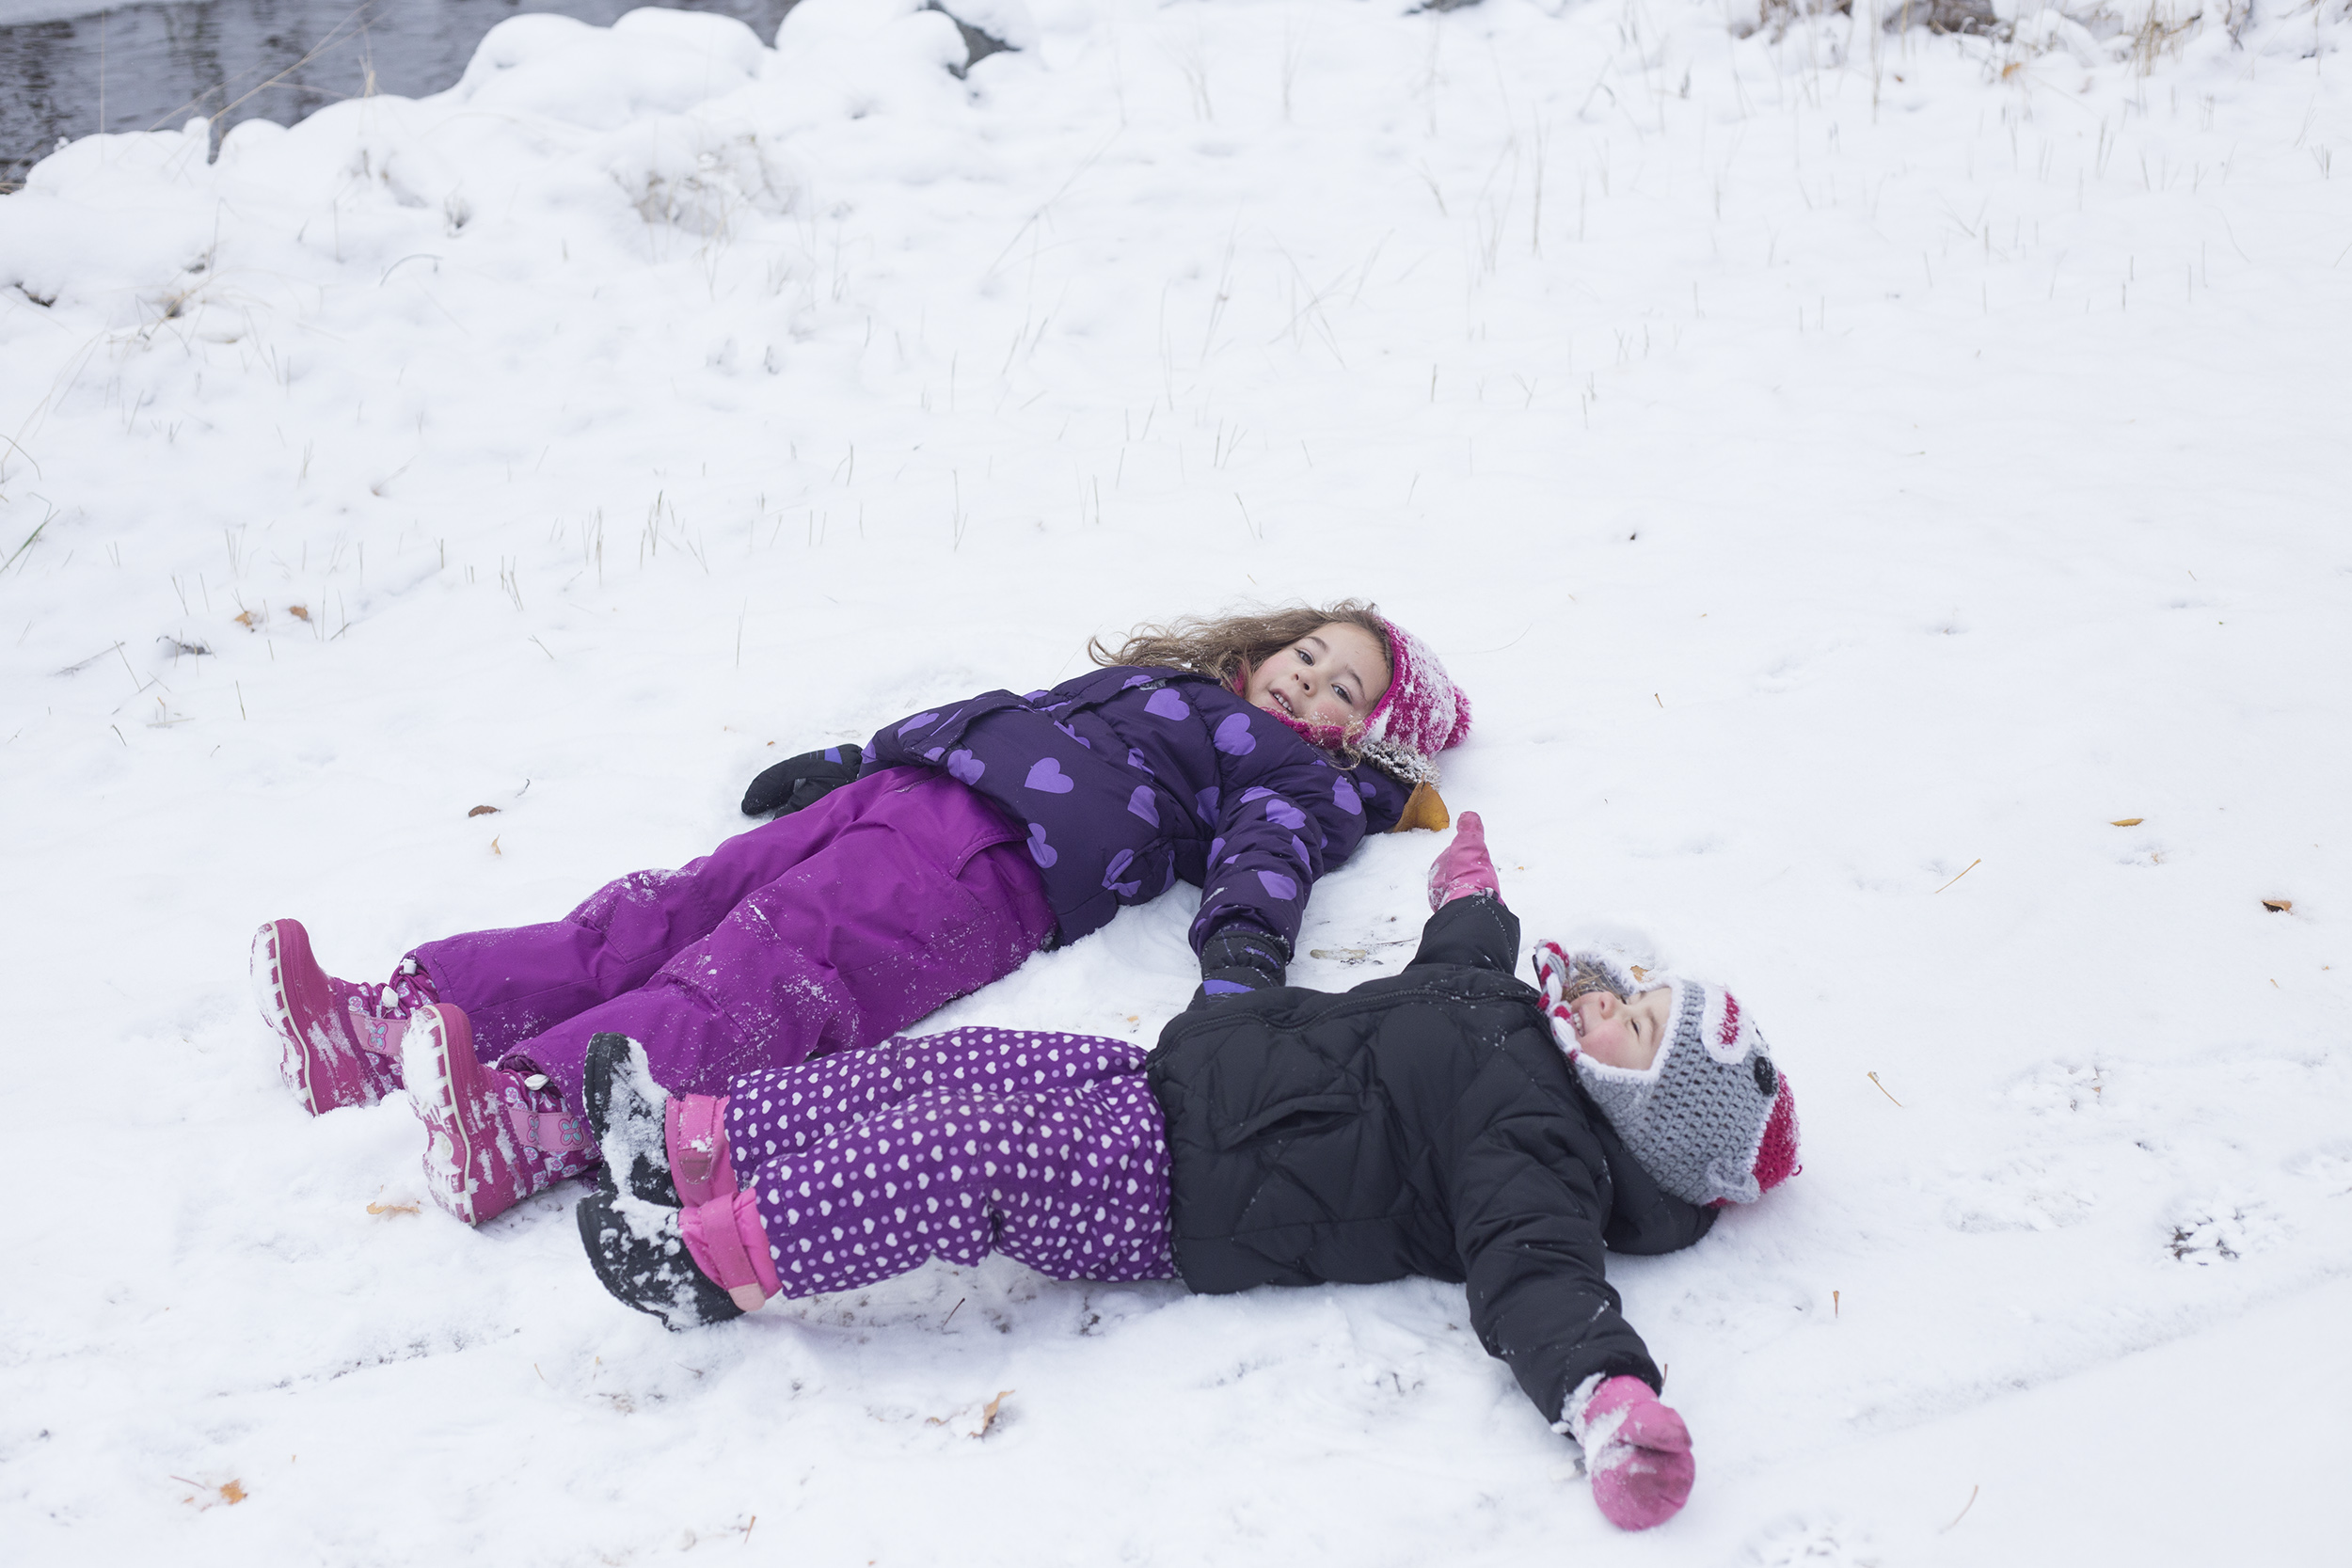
[3,1,2348,1563]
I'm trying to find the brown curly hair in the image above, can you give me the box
[1086,600,1393,695]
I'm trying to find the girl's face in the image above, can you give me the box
[1242,622,1391,736]
[1563,988,1675,1071]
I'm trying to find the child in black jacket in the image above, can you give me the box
[578,815,1800,1531]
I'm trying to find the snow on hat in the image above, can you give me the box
[1530,942,1800,1208]
[1357,618,1471,784]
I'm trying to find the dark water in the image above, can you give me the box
[0,0,807,190]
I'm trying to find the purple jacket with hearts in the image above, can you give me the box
[864,667,1413,953]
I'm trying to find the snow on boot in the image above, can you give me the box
[583,1032,678,1207]
[576,1185,745,1330]
[404,1003,600,1226]
[250,918,410,1115]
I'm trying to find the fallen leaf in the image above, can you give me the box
[172,1477,247,1509]
[286,605,310,622]
[468,804,501,817]
[1630,965,1650,980]
[927,1388,1016,1438]
[2110,817,2144,827]
[490,836,502,856]
[366,1199,421,1216]
[1392,781,1450,832]
[2263,899,2292,913]
[233,610,257,627]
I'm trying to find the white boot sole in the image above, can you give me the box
[250,921,322,1117]
[404,1010,483,1226]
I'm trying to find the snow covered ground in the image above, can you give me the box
[4,0,2350,1560]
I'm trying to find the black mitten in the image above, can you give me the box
[1191,925,1290,1008]
[740,747,864,817]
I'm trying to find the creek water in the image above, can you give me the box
[2,0,803,189]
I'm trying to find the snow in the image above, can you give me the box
[4,0,2349,1561]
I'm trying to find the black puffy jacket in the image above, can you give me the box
[1147,895,1715,1425]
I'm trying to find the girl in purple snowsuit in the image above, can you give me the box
[573,815,1802,1533]
[252,601,1470,1225]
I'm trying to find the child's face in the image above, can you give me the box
[1243,622,1391,736]
[1563,987,1674,1071]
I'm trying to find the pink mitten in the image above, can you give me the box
[1573,1375,1694,1530]
[1426,810,1500,910]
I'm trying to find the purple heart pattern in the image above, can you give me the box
[1025,757,1076,794]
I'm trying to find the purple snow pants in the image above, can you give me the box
[725,1027,1177,1295]
[408,769,1055,1114]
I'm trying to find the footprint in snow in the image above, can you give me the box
[2166,1197,2285,1264]
[1744,1516,1883,1567]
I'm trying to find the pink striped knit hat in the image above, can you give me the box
[1357,618,1471,784]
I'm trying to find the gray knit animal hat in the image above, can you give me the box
[1530,941,1800,1207]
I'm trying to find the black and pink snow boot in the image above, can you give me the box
[250,919,420,1115]
[576,1188,745,1330]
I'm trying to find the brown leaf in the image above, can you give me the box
[2263,899,2293,913]
[366,1199,420,1216]
[468,804,501,817]
[490,836,502,856]
[2110,817,2144,827]
[1391,782,1450,833]
[977,1389,1013,1437]
[219,1481,247,1505]
[286,605,310,622]
[232,610,257,627]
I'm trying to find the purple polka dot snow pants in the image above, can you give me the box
[407,769,1054,1117]
[726,1026,1177,1295]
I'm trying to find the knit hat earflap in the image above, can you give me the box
[1352,617,1470,784]
[1530,941,1800,1207]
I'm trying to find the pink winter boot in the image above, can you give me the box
[250,919,421,1115]
[403,1003,601,1226]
